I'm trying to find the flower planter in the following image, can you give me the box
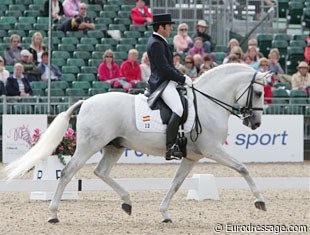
[30,155,79,200]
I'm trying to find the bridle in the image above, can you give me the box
[189,72,265,141]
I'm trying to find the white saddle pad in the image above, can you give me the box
[135,94,195,133]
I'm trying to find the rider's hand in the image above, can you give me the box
[184,75,192,87]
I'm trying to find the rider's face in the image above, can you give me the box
[162,24,173,37]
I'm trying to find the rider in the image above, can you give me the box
[147,13,192,160]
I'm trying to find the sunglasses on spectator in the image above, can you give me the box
[185,61,193,64]
[80,7,87,10]
[105,55,113,58]
[180,28,187,31]
[260,64,268,66]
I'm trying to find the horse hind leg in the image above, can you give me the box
[48,148,94,223]
[209,148,266,211]
[93,145,132,215]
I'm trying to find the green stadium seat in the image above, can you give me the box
[24,10,40,17]
[114,51,128,61]
[114,18,131,27]
[87,30,104,39]
[73,51,91,60]
[289,40,306,48]
[108,0,124,4]
[213,52,226,64]
[284,106,304,115]
[118,10,130,18]
[1,0,13,4]
[8,29,26,37]
[58,44,76,52]
[92,51,103,59]
[289,90,309,104]
[138,37,149,44]
[108,88,126,92]
[99,11,116,18]
[273,82,291,90]
[123,31,141,39]
[62,74,76,83]
[273,34,291,42]
[0,16,17,24]
[0,29,7,38]
[31,81,48,90]
[77,73,96,82]
[15,23,32,31]
[104,5,120,11]
[52,58,65,68]
[144,31,152,38]
[52,50,71,60]
[135,44,147,52]
[287,2,303,24]
[293,34,307,41]
[95,44,111,52]
[264,106,285,114]
[116,44,133,52]
[88,4,103,12]
[76,44,94,52]
[29,4,43,11]
[45,88,65,96]
[92,81,111,90]
[66,31,84,38]
[32,88,45,96]
[61,37,79,45]
[29,30,46,37]
[50,81,69,90]
[101,38,118,46]
[88,88,107,96]
[15,0,32,5]
[33,23,49,31]
[286,46,305,74]
[61,65,80,74]
[257,33,273,56]
[66,88,87,96]
[81,66,98,74]
[88,59,102,67]
[18,16,36,24]
[95,17,112,25]
[278,0,289,18]
[120,38,137,45]
[67,58,85,67]
[120,5,134,11]
[80,37,98,45]
[52,30,65,38]
[108,24,126,31]
[9,4,26,11]
[5,10,22,17]
[272,89,290,104]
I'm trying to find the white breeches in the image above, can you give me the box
[161,81,183,117]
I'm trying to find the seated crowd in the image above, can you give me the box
[0,0,309,107]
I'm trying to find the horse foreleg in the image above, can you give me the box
[48,150,91,223]
[210,148,266,211]
[160,158,196,223]
[93,146,132,215]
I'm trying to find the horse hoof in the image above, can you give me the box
[122,203,132,215]
[255,201,267,211]
[162,218,173,223]
[48,218,59,223]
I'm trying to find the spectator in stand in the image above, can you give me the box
[173,23,193,53]
[304,35,310,64]
[6,63,32,96]
[184,55,197,79]
[173,52,184,71]
[43,0,64,22]
[120,49,142,88]
[0,56,10,84]
[63,0,81,17]
[227,38,240,52]
[243,53,254,66]
[3,34,22,66]
[193,54,203,75]
[140,52,151,82]
[37,52,62,81]
[59,15,82,33]
[199,53,217,75]
[188,37,205,58]
[131,0,153,26]
[98,49,122,87]
[0,80,5,96]
[258,57,273,104]
[223,46,243,64]
[19,49,40,82]
[28,32,47,65]
[245,45,263,70]
[291,61,310,91]
[76,3,96,33]
[192,20,214,53]
[227,54,241,63]
[247,38,264,57]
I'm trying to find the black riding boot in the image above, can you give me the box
[166,112,183,160]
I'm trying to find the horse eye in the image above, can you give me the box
[255,91,262,97]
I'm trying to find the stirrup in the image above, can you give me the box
[165,144,183,161]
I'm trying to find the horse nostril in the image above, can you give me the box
[254,123,260,129]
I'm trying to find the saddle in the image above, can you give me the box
[146,81,189,158]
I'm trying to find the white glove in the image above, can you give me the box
[184,75,192,87]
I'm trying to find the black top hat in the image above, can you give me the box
[151,13,175,25]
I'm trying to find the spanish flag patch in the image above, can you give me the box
[143,115,151,122]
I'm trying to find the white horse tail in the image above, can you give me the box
[4,100,84,181]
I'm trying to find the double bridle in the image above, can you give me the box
[189,72,265,141]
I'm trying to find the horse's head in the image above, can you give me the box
[236,71,271,130]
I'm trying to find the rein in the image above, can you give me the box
[189,72,264,142]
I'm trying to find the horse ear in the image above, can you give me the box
[257,71,272,86]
